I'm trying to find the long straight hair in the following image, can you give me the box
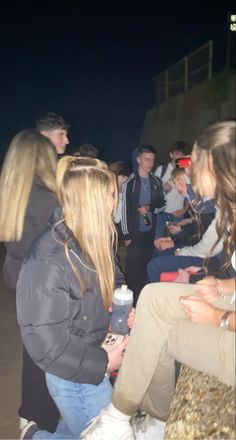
[56,156,118,309]
[0,129,57,242]
[191,120,235,260]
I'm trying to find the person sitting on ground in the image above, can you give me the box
[154,166,216,256]
[154,141,192,239]
[81,120,236,440]
[148,211,223,283]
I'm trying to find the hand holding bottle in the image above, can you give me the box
[107,336,129,373]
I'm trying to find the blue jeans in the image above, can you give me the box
[155,212,183,239]
[33,373,112,439]
[147,255,203,282]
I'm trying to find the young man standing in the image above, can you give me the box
[154,141,191,239]
[36,112,70,155]
[121,145,166,304]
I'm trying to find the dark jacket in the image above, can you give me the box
[3,177,58,290]
[121,172,166,240]
[172,212,216,248]
[16,208,125,385]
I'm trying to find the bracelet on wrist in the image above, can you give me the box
[219,310,231,330]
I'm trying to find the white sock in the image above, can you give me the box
[19,417,28,430]
[107,403,130,421]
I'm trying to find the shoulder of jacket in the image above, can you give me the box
[123,173,136,190]
[29,229,65,262]
[126,173,135,184]
[150,173,162,185]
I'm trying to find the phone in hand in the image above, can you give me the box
[175,156,192,168]
[189,270,206,283]
[102,333,125,353]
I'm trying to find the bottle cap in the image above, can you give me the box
[114,284,133,302]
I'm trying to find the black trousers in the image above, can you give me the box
[18,346,60,432]
[125,230,154,306]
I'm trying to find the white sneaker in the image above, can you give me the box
[133,414,166,440]
[81,406,135,440]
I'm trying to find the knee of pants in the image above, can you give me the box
[137,283,161,310]
[138,282,180,310]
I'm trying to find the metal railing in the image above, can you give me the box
[155,40,213,103]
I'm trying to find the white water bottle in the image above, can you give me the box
[110,284,133,335]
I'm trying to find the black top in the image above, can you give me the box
[3,177,58,290]
[121,171,166,240]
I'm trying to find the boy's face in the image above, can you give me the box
[173,175,187,195]
[137,152,155,174]
[41,128,69,154]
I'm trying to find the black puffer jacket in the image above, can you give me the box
[16,208,125,385]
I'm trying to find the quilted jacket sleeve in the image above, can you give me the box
[16,258,108,385]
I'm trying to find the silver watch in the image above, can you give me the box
[219,311,230,330]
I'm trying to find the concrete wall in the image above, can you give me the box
[139,70,236,164]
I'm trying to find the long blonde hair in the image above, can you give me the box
[191,120,235,259]
[0,129,57,242]
[56,156,118,309]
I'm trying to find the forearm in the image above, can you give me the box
[180,202,190,215]
[217,278,235,296]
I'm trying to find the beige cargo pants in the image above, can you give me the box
[112,282,235,421]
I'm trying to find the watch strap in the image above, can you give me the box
[220,310,231,330]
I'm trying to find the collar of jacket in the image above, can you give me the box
[50,207,97,274]
[49,207,81,254]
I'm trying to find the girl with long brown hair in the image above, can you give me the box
[82,121,235,440]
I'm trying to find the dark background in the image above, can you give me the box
[0,0,235,164]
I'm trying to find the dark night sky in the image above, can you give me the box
[0,0,234,163]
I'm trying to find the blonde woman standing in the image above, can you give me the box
[17,157,129,439]
[0,130,60,431]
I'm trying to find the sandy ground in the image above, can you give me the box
[0,244,21,440]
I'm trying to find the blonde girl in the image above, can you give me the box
[17,156,128,439]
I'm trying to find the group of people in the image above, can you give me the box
[115,140,214,304]
[0,115,235,440]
